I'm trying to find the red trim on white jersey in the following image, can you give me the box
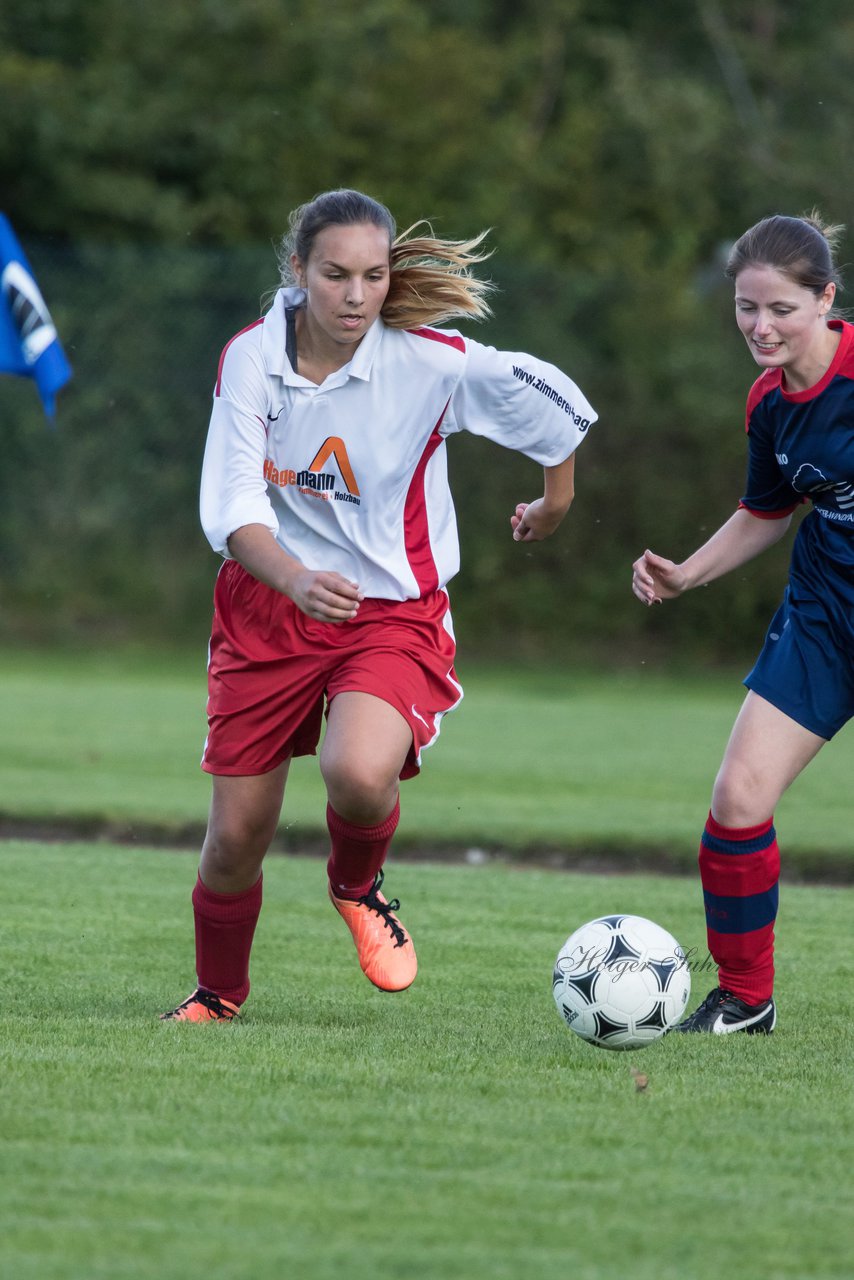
[215,318,265,397]
[404,407,449,594]
[202,290,597,596]
[407,327,466,354]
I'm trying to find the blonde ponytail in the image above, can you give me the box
[381,223,496,329]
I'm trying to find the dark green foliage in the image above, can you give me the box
[2,2,853,660]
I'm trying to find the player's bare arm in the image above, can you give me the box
[511,453,576,542]
[227,523,363,622]
[632,507,793,605]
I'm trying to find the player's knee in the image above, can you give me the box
[321,757,397,824]
[711,760,773,827]
[202,814,272,874]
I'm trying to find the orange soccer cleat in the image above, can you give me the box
[329,870,417,992]
[159,988,241,1022]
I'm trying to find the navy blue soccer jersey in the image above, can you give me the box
[741,319,854,540]
[739,319,854,739]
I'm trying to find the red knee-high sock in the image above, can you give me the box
[192,874,263,1006]
[326,798,400,900]
[698,812,779,1004]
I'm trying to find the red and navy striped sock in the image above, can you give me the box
[699,812,779,1004]
[192,873,263,1007]
[326,798,400,900]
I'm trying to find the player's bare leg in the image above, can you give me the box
[321,692,418,990]
[711,691,826,828]
[679,693,826,1034]
[161,762,290,1021]
[320,691,411,823]
[200,761,291,893]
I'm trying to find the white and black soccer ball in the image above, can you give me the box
[552,914,691,1050]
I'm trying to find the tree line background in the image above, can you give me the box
[2,0,853,667]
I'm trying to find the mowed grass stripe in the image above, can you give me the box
[0,648,852,871]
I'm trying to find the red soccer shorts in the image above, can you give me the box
[202,560,463,779]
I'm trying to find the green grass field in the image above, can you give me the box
[2,647,852,1278]
[1,647,852,876]
[2,841,852,1280]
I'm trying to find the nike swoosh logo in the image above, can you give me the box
[711,1005,771,1034]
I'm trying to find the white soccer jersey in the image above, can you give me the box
[200,287,597,600]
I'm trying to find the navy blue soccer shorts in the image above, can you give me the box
[744,584,854,741]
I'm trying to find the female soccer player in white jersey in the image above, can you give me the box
[162,188,597,1020]
[633,212,853,1035]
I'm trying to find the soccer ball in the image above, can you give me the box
[552,914,691,1050]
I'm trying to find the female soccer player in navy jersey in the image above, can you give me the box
[161,188,597,1021]
[633,212,853,1034]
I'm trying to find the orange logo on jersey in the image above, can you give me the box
[263,437,362,507]
[308,437,360,496]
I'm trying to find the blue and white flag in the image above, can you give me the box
[0,213,72,418]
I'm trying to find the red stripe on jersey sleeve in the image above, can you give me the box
[404,410,449,595]
[407,327,466,354]
[737,500,802,518]
[215,318,265,397]
[744,369,781,432]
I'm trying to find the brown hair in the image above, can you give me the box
[276,189,494,328]
[725,211,845,296]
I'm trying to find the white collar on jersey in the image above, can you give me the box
[261,286,383,386]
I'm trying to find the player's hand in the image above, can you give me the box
[289,570,364,623]
[631,550,688,605]
[510,499,566,542]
